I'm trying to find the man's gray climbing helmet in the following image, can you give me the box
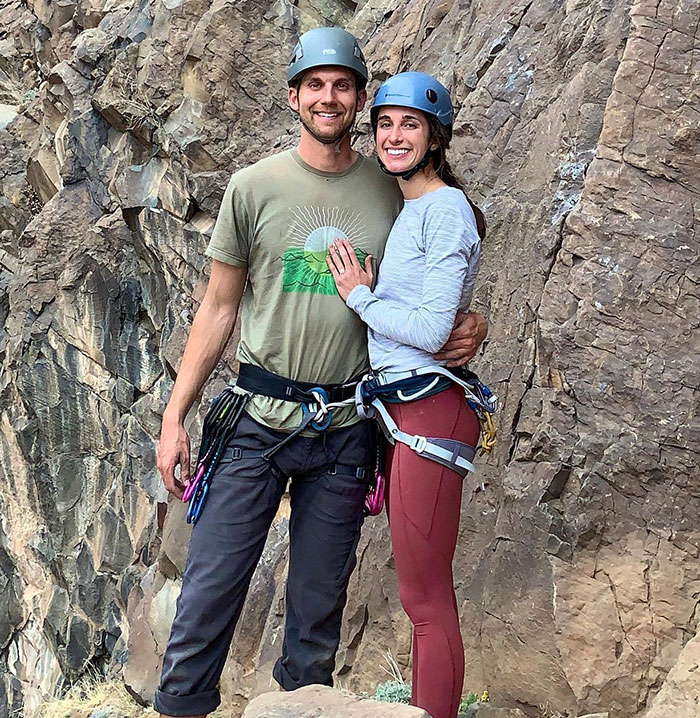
[287,27,368,86]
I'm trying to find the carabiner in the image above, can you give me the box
[302,387,332,431]
[182,463,206,503]
[186,480,210,524]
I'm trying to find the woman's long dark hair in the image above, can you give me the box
[428,117,486,241]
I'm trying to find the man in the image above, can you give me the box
[154,27,487,718]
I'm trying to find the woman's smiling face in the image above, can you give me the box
[375,106,433,174]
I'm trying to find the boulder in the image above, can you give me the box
[463,704,527,717]
[242,685,428,717]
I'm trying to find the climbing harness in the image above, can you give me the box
[235,363,359,459]
[355,365,498,479]
[183,387,250,524]
[183,364,363,523]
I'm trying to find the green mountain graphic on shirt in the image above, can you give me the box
[282,206,369,295]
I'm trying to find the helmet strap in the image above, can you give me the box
[377,150,433,181]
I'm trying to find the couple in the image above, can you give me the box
[155,27,488,718]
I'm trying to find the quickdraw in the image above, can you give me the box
[183,389,249,524]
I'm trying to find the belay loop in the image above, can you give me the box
[302,387,333,431]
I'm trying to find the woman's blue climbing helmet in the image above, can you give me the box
[371,72,454,127]
[287,27,368,87]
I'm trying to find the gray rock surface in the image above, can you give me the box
[0,0,698,717]
[464,704,527,718]
[242,685,429,717]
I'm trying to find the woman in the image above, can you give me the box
[326,72,487,718]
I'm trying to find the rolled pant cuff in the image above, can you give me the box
[273,659,302,691]
[273,658,333,692]
[154,687,220,716]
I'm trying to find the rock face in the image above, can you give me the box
[0,1,698,718]
[641,633,700,718]
[242,685,429,717]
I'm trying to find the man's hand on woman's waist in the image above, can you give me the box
[434,311,488,367]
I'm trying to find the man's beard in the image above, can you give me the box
[300,112,356,146]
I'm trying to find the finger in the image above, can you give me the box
[452,324,478,339]
[327,246,344,273]
[434,347,471,361]
[326,253,341,277]
[333,241,347,270]
[439,337,478,354]
[180,450,191,484]
[340,239,357,266]
[364,254,374,283]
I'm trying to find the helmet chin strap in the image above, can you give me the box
[377,151,432,181]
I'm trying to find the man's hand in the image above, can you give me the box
[434,311,488,367]
[157,416,191,500]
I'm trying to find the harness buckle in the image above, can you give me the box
[410,435,428,454]
[231,447,242,460]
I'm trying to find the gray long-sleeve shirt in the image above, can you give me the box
[346,186,481,372]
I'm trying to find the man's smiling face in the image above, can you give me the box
[289,67,367,144]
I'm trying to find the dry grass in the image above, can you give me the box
[538,706,568,718]
[29,678,156,718]
[30,675,232,718]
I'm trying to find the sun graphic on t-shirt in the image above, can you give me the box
[283,206,369,295]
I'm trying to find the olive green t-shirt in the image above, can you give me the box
[205,148,403,432]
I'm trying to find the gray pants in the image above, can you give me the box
[154,413,373,716]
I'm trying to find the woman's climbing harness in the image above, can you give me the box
[355,365,498,477]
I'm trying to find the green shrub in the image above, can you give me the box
[459,693,479,711]
[373,680,412,704]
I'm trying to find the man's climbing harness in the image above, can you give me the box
[183,364,361,524]
[235,363,359,458]
[183,387,250,524]
[355,365,498,478]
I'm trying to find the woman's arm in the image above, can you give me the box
[328,205,480,353]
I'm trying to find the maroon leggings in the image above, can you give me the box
[386,385,480,718]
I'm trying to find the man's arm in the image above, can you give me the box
[433,311,488,367]
[157,260,247,498]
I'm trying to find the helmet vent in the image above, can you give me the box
[426,88,438,103]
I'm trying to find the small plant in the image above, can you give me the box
[373,680,412,704]
[458,690,490,716]
[372,650,411,704]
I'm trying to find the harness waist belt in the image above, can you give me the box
[237,363,359,404]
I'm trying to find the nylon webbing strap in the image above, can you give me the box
[370,399,476,477]
[237,363,357,404]
[372,365,489,410]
